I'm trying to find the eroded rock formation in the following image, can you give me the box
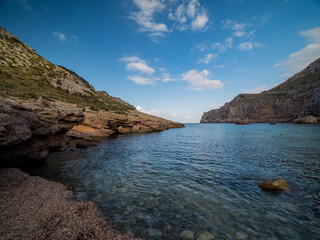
[201,58,320,123]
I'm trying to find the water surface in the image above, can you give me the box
[32,123,320,239]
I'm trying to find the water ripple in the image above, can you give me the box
[32,123,320,240]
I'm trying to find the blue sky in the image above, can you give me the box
[1,0,320,122]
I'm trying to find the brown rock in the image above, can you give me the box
[258,178,289,191]
[0,95,83,167]
[118,126,131,134]
[201,58,320,123]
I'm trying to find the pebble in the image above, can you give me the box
[236,231,249,240]
[182,230,195,239]
[147,228,163,238]
[197,231,216,240]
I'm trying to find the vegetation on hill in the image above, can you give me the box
[0,27,135,114]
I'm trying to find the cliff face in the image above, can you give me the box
[0,27,183,167]
[201,58,320,123]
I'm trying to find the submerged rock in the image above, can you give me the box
[182,230,195,239]
[147,228,163,238]
[197,231,215,240]
[235,231,249,240]
[258,178,289,191]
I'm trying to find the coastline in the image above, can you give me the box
[0,168,142,240]
[0,95,183,239]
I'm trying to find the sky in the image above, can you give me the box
[1,0,320,123]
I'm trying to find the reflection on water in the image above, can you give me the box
[32,123,320,239]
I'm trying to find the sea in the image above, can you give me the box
[31,123,320,240]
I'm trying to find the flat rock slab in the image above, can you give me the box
[0,168,140,240]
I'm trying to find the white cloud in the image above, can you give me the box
[241,85,268,93]
[162,72,176,82]
[136,105,179,121]
[241,84,277,93]
[127,75,154,85]
[129,0,169,38]
[199,53,217,64]
[71,35,78,42]
[191,11,209,30]
[275,26,320,75]
[130,0,209,38]
[299,26,320,43]
[196,42,208,51]
[211,37,233,52]
[126,62,155,75]
[53,32,66,42]
[213,64,226,68]
[182,69,224,90]
[222,19,247,37]
[121,56,155,75]
[237,41,263,51]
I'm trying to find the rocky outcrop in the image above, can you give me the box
[0,27,184,166]
[0,168,140,240]
[292,115,318,124]
[201,58,320,123]
[67,109,184,148]
[0,95,83,167]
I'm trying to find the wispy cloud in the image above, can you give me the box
[129,0,210,40]
[136,105,179,121]
[222,19,248,37]
[162,72,176,82]
[211,37,233,52]
[299,26,320,43]
[182,69,224,90]
[196,42,208,51]
[129,0,169,39]
[20,0,32,11]
[275,26,320,76]
[191,10,209,31]
[241,84,277,93]
[213,64,226,68]
[237,41,264,51]
[127,75,154,85]
[169,0,209,31]
[53,32,66,42]
[71,35,78,42]
[199,53,217,64]
[120,56,155,75]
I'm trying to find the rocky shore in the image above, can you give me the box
[0,168,142,240]
[0,26,184,239]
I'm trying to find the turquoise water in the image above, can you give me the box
[32,123,320,239]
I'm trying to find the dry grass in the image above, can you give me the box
[0,168,142,240]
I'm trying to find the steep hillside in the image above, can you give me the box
[201,58,320,123]
[0,27,134,114]
[0,27,183,167]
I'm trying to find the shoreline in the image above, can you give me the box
[0,168,142,240]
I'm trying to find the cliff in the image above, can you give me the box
[201,58,320,123]
[0,27,183,167]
